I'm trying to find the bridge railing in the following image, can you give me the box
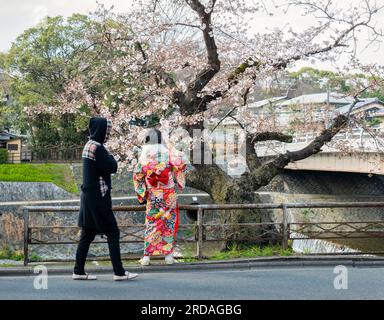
[257,127,383,154]
[22,202,384,266]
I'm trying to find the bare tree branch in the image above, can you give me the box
[183,0,220,103]
[243,113,349,189]
[251,132,293,144]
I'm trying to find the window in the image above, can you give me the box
[7,144,18,151]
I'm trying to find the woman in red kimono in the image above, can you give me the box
[133,129,187,265]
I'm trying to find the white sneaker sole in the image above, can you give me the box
[72,274,97,280]
[113,273,139,281]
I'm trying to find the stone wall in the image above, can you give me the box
[0,182,77,256]
[259,170,384,253]
[259,170,384,195]
[0,182,76,202]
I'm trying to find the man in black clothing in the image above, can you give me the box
[73,117,138,281]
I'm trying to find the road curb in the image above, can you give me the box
[1,255,384,276]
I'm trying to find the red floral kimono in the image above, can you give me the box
[133,144,187,256]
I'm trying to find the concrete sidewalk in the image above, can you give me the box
[1,255,384,277]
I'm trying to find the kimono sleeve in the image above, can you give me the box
[169,151,188,190]
[133,162,147,204]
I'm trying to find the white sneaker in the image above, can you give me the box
[113,271,139,281]
[72,273,97,280]
[165,255,176,265]
[139,256,150,266]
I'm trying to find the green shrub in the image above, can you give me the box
[0,245,13,259]
[209,244,294,260]
[0,149,8,164]
[0,245,23,260]
[29,253,43,262]
[11,250,24,261]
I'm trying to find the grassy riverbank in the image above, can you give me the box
[0,163,78,194]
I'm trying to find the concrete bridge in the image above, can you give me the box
[256,128,384,175]
[285,152,384,175]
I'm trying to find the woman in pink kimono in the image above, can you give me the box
[133,129,187,265]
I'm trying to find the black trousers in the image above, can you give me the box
[74,227,125,276]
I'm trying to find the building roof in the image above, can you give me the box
[0,131,25,142]
[335,98,384,114]
[278,92,355,107]
[207,94,384,127]
[373,108,384,117]
[247,96,288,109]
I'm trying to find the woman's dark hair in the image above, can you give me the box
[144,129,162,145]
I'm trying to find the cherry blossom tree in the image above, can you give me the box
[30,0,384,247]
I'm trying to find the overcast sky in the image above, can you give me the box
[1,0,383,71]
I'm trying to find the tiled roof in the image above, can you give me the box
[0,131,24,141]
[247,96,288,109]
[336,98,383,114]
[278,92,355,106]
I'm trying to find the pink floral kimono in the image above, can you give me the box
[133,144,187,256]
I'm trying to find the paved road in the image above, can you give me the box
[0,266,383,300]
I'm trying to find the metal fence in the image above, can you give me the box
[7,147,83,164]
[22,202,384,266]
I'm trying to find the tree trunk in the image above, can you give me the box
[217,176,274,250]
[187,165,277,251]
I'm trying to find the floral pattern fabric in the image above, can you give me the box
[133,145,187,256]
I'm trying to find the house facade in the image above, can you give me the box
[0,130,28,163]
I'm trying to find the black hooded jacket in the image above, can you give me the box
[81,117,116,191]
[89,117,108,143]
[78,117,118,233]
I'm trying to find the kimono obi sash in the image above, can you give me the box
[147,167,171,188]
